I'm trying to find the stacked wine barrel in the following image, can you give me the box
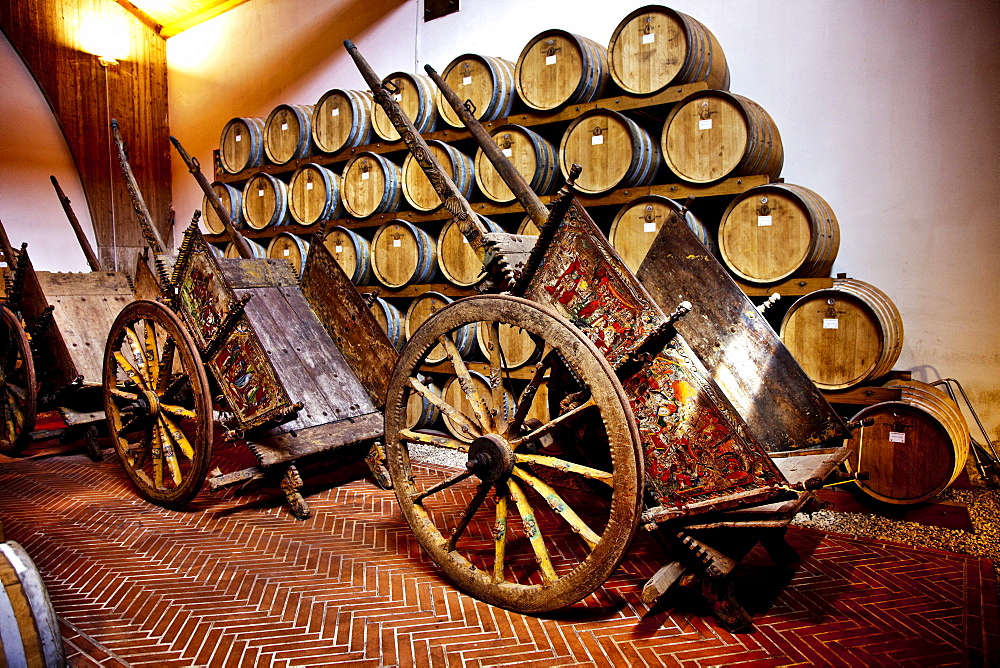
[207,3,949,486]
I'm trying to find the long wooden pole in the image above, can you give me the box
[110,119,167,255]
[49,176,103,271]
[0,219,18,271]
[169,136,254,259]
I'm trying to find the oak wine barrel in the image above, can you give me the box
[608,5,730,95]
[341,152,403,218]
[515,29,610,111]
[442,371,514,443]
[780,278,903,391]
[401,140,475,212]
[718,183,840,284]
[224,238,267,259]
[437,54,516,128]
[263,103,314,165]
[407,375,442,429]
[475,124,559,204]
[241,172,290,230]
[369,297,405,350]
[0,541,64,668]
[202,181,244,235]
[845,380,970,504]
[609,195,714,272]
[371,72,438,141]
[266,232,310,278]
[662,90,783,183]
[437,215,501,287]
[312,89,373,154]
[218,116,265,174]
[475,320,540,369]
[370,220,437,288]
[288,163,342,227]
[518,216,540,237]
[323,226,372,285]
[404,292,474,366]
[559,108,661,194]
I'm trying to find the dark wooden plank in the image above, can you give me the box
[248,411,383,468]
[637,210,847,452]
[218,258,299,289]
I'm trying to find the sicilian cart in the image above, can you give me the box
[348,42,864,630]
[0,178,134,461]
[103,120,394,518]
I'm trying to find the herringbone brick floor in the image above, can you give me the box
[0,435,996,667]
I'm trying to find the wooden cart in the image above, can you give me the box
[349,43,860,629]
[103,121,394,518]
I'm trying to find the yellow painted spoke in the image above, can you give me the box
[142,319,160,383]
[399,428,469,451]
[159,413,195,460]
[512,467,601,549]
[509,397,598,449]
[408,377,481,441]
[411,469,473,503]
[439,334,493,432]
[484,322,508,433]
[114,351,149,390]
[513,453,613,486]
[5,383,26,405]
[151,426,164,490]
[157,339,176,393]
[507,478,557,585]
[493,490,508,584]
[110,388,138,401]
[155,424,183,486]
[446,482,491,552]
[125,327,151,382]
[508,344,554,435]
[160,402,197,421]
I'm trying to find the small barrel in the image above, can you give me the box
[515,29,610,111]
[219,116,265,174]
[407,375,442,429]
[437,54,516,128]
[401,140,475,212]
[437,216,501,287]
[405,292,474,366]
[442,372,514,443]
[718,183,840,285]
[662,90,783,184]
[559,109,661,194]
[341,152,403,218]
[845,380,970,504]
[263,103,314,165]
[475,124,559,204]
[609,195,714,272]
[0,541,64,668]
[607,5,730,95]
[780,278,904,391]
[369,297,405,349]
[202,181,244,235]
[475,320,540,369]
[518,216,540,237]
[371,220,437,288]
[524,379,550,425]
[224,237,267,259]
[312,89,373,154]
[371,72,438,141]
[241,172,290,230]
[267,232,310,278]
[288,163,343,227]
[209,244,224,258]
[323,226,372,285]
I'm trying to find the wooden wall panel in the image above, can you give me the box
[0,0,171,272]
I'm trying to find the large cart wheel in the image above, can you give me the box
[103,300,212,507]
[0,306,36,455]
[384,295,643,613]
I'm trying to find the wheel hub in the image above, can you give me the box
[465,434,514,484]
[134,389,161,419]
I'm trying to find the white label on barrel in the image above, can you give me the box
[463,76,472,86]
[642,33,655,44]
[335,245,343,253]
[306,182,314,190]
[332,108,340,117]
[699,119,713,130]
[591,135,604,145]
[546,55,557,65]
[393,94,401,101]
[644,222,657,233]
[258,188,265,197]
[502,148,513,157]
[283,248,290,256]
[757,215,772,226]
[462,236,469,243]
[393,239,401,247]
[361,172,369,180]
[281,122,288,131]
[823,318,839,329]
[235,133,242,142]
[889,431,906,443]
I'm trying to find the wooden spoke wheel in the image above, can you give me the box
[103,300,212,507]
[0,306,36,455]
[384,295,643,613]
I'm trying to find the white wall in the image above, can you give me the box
[167,0,1000,437]
[0,32,96,273]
